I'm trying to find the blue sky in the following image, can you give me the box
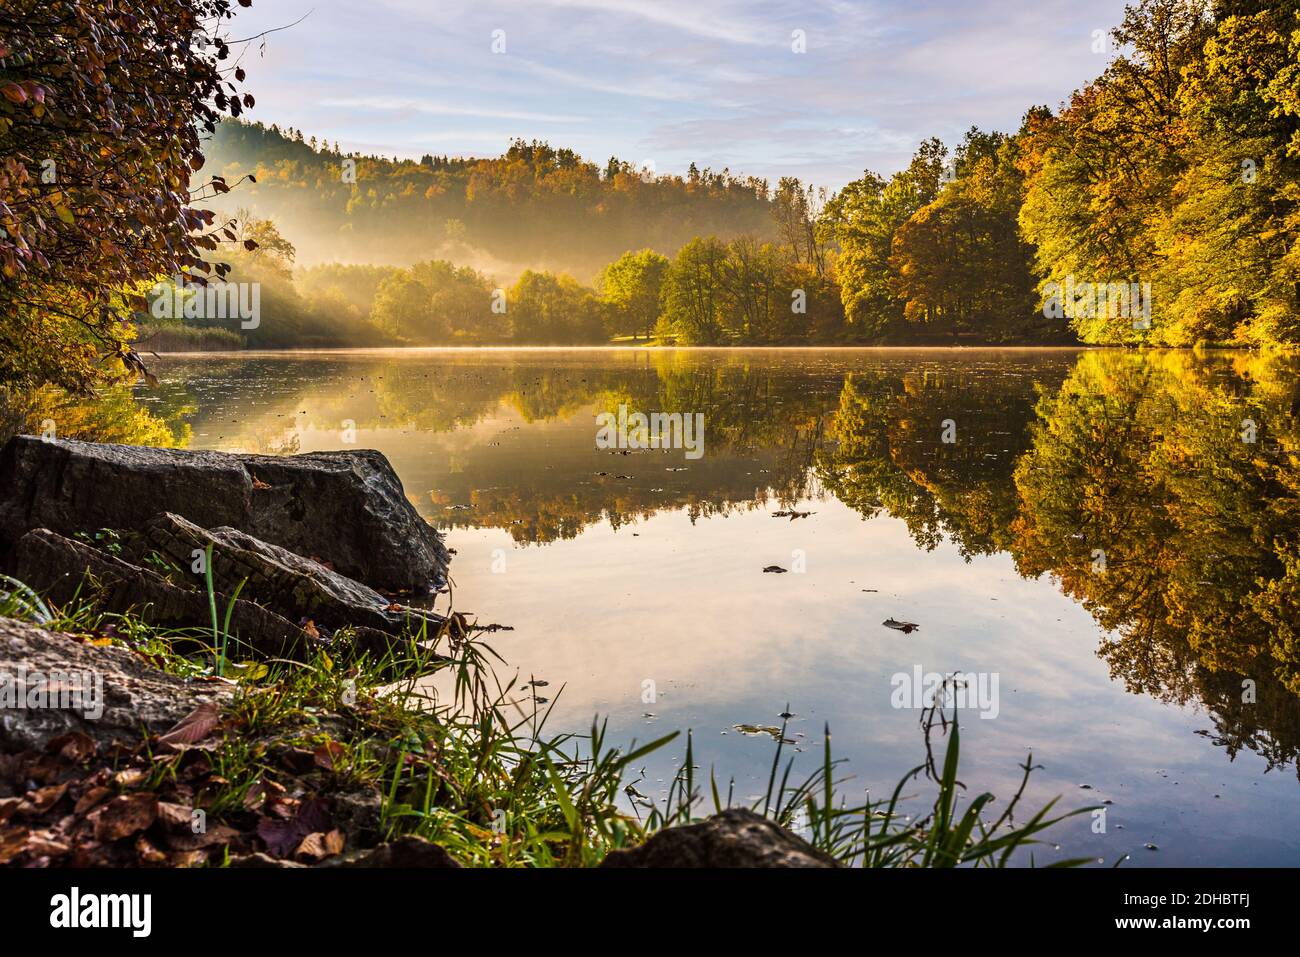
[227,0,1130,188]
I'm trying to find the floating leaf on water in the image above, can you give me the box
[732,724,797,744]
[882,618,919,634]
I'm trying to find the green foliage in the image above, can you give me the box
[598,249,670,340]
[507,271,607,344]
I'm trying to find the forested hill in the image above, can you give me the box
[198,120,776,280]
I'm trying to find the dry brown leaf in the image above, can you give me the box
[23,782,67,813]
[294,828,345,863]
[114,768,149,788]
[135,834,167,864]
[73,786,113,815]
[156,801,195,832]
[164,823,239,852]
[169,849,209,868]
[312,740,346,771]
[92,793,158,842]
[0,827,28,864]
[157,701,221,753]
[0,797,23,822]
[46,731,96,762]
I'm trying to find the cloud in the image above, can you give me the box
[319,96,587,124]
[225,0,1134,187]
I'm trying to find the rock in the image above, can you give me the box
[0,436,448,591]
[0,615,231,752]
[327,835,461,868]
[598,808,840,868]
[231,835,461,869]
[7,528,315,661]
[129,513,445,636]
[228,853,307,869]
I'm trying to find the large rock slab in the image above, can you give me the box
[598,808,840,868]
[128,513,444,636]
[7,527,316,661]
[0,436,448,592]
[0,615,231,752]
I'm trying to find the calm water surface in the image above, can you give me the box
[89,347,1300,865]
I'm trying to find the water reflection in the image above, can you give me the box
[12,348,1300,844]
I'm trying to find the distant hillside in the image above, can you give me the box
[197,120,777,281]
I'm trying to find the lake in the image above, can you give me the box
[65,346,1300,866]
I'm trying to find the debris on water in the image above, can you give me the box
[861,588,878,592]
[1079,783,1093,789]
[527,679,549,687]
[882,618,919,633]
[443,504,472,510]
[1144,843,1158,851]
[778,710,795,720]
[772,510,814,520]
[665,466,688,472]
[642,713,656,719]
[763,565,788,573]
[733,724,797,744]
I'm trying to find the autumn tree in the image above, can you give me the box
[1,0,258,390]
[658,236,729,344]
[820,139,947,339]
[597,248,669,340]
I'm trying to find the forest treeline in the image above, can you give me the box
[3,1,1299,391]
[183,0,1299,352]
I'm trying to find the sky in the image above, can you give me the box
[226,0,1131,189]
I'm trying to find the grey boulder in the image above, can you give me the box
[0,436,448,592]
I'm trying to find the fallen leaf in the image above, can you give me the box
[0,827,26,864]
[157,701,221,752]
[164,824,239,852]
[294,828,345,863]
[257,798,331,858]
[114,768,149,788]
[73,787,113,815]
[0,797,21,822]
[169,849,210,867]
[46,732,96,762]
[155,802,195,832]
[242,780,267,811]
[92,793,158,842]
[882,618,920,634]
[313,741,346,771]
[135,834,167,864]
[23,782,67,813]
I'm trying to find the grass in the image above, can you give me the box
[0,569,1095,867]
